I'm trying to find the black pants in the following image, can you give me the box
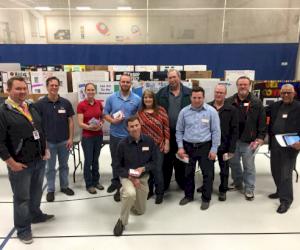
[109,135,122,189]
[184,141,215,202]
[217,151,229,193]
[148,146,164,195]
[163,129,185,190]
[270,140,298,205]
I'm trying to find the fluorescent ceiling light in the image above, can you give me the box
[35,6,52,11]
[76,6,91,10]
[117,6,132,10]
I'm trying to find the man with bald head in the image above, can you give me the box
[202,83,239,201]
[268,84,300,213]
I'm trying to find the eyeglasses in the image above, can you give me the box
[281,92,293,95]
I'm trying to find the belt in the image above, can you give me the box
[184,140,211,148]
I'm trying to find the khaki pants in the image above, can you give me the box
[120,174,149,225]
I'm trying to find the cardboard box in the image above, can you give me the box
[185,71,212,79]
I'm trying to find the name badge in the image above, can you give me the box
[142,147,149,151]
[244,103,249,106]
[58,109,66,114]
[202,118,209,123]
[282,114,288,118]
[32,130,40,140]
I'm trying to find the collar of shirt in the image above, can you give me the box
[128,134,144,144]
[46,95,61,103]
[189,103,207,111]
[168,84,182,95]
[117,91,132,101]
[6,96,26,108]
[236,93,251,103]
[84,98,96,106]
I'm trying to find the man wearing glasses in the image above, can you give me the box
[268,84,300,213]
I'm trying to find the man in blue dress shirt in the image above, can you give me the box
[176,86,221,210]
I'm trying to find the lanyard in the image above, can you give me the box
[7,99,34,124]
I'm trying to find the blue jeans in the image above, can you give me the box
[8,159,46,238]
[46,141,70,192]
[109,135,122,188]
[229,140,256,192]
[148,146,164,195]
[81,136,103,188]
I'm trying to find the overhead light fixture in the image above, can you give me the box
[76,6,92,10]
[35,6,52,11]
[117,6,132,11]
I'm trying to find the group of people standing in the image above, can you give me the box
[0,69,300,242]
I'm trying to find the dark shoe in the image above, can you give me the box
[196,186,203,193]
[277,203,290,214]
[95,183,104,190]
[155,195,163,204]
[268,193,279,199]
[245,191,254,201]
[46,192,55,202]
[87,187,97,194]
[114,189,121,202]
[61,187,75,196]
[218,192,226,201]
[107,184,117,193]
[179,197,193,206]
[113,219,125,236]
[19,233,33,244]
[147,191,154,200]
[32,213,54,224]
[200,201,210,210]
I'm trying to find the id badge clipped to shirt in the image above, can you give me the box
[33,130,40,140]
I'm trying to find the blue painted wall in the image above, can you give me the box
[0,43,297,80]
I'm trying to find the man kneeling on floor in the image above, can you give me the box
[113,115,157,236]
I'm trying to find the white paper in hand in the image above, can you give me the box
[175,153,189,164]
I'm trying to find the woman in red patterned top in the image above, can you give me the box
[137,89,170,204]
[77,83,104,195]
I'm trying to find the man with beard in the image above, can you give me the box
[104,73,141,202]
[156,69,191,191]
[226,76,266,201]
[268,84,300,213]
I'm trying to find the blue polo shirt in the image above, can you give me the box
[104,91,141,138]
[34,96,75,143]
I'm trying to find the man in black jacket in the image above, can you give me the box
[201,83,239,201]
[113,115,156,236]
[226,76,266,201]
[156,69,191,190]
[0,77,54,244]
[268,84,300,213]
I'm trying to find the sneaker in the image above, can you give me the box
[114,189,121,202]
[18,233,33,244]
[61,187,75,196]
[113,219,125,236]
[107,184,117,193]
[200,201,210,210]
[228,182,243,192]
[46,192,55,202]
[155,195,164,204]
[218,192,226,201]
[245,191,254,201]
[179,197,193,206]
[95,183,104,190]
[32,213,54,224]
[87,187,97,194]
[268,192,279,199]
